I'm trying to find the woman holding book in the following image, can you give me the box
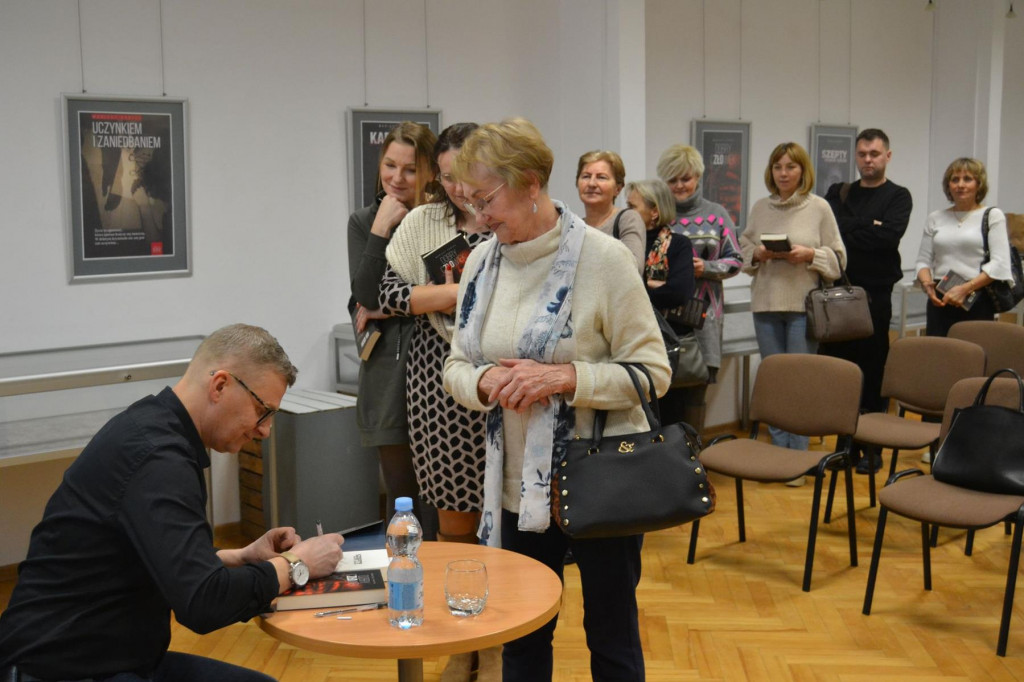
[739,142,844,462]
[625,178,701,427]
[347,121,437,529]
[380,123,498,682]
[575,149,646,273]
[914,157,1012,337]
[444,118,669,682]
[656,144,743,434]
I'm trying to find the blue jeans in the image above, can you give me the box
[753,312,816,451]
[500,510,645,682]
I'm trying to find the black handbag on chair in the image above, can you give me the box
[931,368,1024,496]
[551,362,715,539]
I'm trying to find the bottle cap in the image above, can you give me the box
[395,497,413,512]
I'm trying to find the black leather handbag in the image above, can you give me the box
[981,208,1024,313]
[931,369,1024,496]
[552,363,715,539]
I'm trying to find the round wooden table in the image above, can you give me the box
[259,542,562,682]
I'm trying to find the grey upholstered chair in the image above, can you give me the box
[862,375,1024,656]
[687,353,862,592]
[949,320,1024,376]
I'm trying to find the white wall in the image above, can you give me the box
[2,0,1022,564]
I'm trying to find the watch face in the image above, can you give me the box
[293,561,310,587]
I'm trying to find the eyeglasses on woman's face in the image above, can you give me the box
[463,182,506,216]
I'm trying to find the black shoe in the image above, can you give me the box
[563,548,576,565]
[855,453,883,474]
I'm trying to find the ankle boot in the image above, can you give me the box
[440,652,474,682]
[475,645,502,682]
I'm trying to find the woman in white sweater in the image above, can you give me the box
[443,118,669,682]
[739,142,845,456]
[914,157,1013,337]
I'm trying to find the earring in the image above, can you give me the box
[532,202,538,214]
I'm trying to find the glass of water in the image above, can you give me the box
[445,559,488,616]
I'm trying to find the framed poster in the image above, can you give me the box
[63,94,190,282]
[347,108,442,210]
[809,124,858,196]
[691,120,751,233]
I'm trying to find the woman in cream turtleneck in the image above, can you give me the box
[740,142,845,463]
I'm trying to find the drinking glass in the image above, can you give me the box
[444,559,488,616]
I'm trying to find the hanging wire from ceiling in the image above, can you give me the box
[77,0,86,93]
[422,0,431,107]
[158,0,167,96]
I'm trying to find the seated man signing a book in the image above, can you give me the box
[0,324,343,682]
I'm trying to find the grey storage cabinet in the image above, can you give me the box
[262,389,381,535]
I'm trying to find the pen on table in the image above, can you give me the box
[315,519,324,536]
[314,603,386,618]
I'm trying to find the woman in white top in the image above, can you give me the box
[915,157,1013,337]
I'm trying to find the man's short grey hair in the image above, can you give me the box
[194,323,298,386]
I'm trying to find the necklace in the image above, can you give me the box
[952,207,976,226]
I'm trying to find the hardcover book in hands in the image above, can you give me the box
[936,270,978,310]
[760,233,792,253]
[350,306,382,361]
[422,234,472,284]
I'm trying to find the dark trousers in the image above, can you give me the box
[500,510,645,682]
[3,653,275,682]
[819,285,893,413]
[925,295,997,338]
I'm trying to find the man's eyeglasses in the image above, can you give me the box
[463,182,506,216]
[214,370,279,426]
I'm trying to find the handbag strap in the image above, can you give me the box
[818,247,853,290]
[972,368,1024,412]
[589,363,661,447]
[980,207,996,267]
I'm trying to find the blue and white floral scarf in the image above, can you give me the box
[456,200,586,546]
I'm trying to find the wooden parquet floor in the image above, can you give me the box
[5,434,1024,680]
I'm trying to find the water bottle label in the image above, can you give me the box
[389,581,423,611]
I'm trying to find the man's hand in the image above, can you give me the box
[288,533,345,579]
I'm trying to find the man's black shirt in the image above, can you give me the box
[0,388,279,679]
[825,179,913,289]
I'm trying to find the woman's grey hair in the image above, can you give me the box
[656,145,705,183]
[625,179,677,228]
[194,323,298,386]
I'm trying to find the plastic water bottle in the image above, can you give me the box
[386,496,424,629]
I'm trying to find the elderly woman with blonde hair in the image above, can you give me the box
[656,144,742,434]
[444,118,669,682]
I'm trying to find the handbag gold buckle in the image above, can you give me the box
[618,441,635,454]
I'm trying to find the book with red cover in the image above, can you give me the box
[422,233,472,284]
[275,568,387,611]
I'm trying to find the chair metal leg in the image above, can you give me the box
[922,523,932,591]
[997,512,1024,656]
[736,478,746,543]
[1007,520,1012,536]
[965,529,975,556]
[930,525,939,547]
[863,506,889,615]
[845,464,858,567]
[687,518,700,564]
[824,469,838,524]
[867,448,877,509]
[803,472,826,592]
[888,446,901,478]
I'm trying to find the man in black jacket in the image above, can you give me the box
[821,129,913,472]
[0,324,344,681]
